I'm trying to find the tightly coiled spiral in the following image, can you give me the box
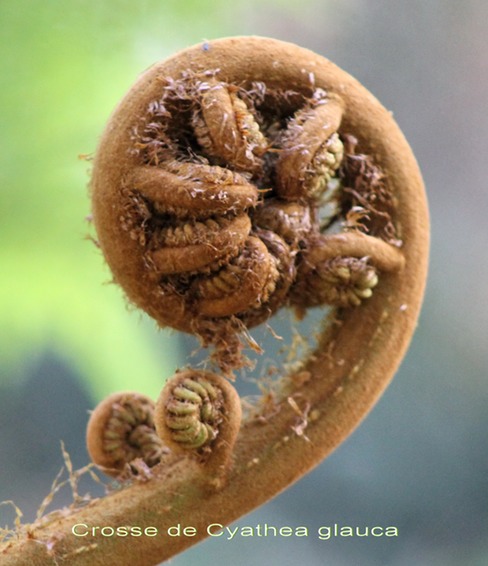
[155,369,242,459]
[160,374,224,450]
[86,392,167,477]
[93,63,404,371]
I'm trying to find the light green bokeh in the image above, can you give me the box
[0,0,241,400]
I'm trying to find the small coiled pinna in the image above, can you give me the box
[154,369,241,483]
[86,392,167,477]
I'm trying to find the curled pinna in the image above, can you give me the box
[86,392,167,477]
[154,369,241,486]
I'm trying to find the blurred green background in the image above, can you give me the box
[1,1,487,565]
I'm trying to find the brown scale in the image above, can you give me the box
[119,189,152,247]
[339,134,400,243]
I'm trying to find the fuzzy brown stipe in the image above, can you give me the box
[1,37,428,566]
